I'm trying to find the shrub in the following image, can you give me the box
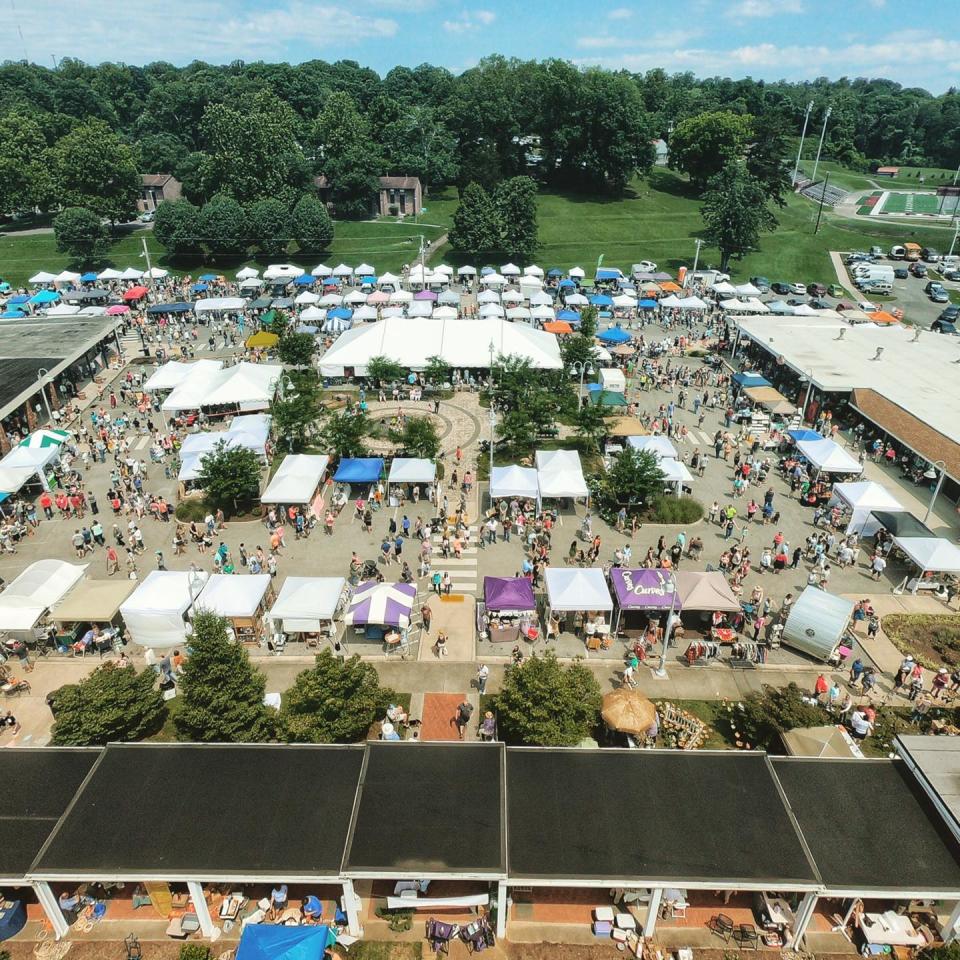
[375,906,413,932]
[648,496,704,524]
[174,499,209,522]
[180,946,211,960]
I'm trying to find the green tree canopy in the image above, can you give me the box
[423,355,452,386]
[493,176,538,261]
[277,331,317,367]
[138,132,189,175]
[271,372,321,452]
[50,663,165,745]
[494,652,602,746]
[320,411,370,459]
[669,110,753,189]
[594,447,665,519]
[175,611,274,743]
[53,206,110,264]
[196,440,262,512]
[291,194,334,253]
[449,182,502,256]
[280,650,397,742]
[700,163,779,270]
[199,193,248,259]
[247,197,291,257]
[390,416,441,460]
[153,198,202,258]
[366,355,405,384]
[733,683,827,751]
[0,110,53,212]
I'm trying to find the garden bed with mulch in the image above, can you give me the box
[883,613,960,669]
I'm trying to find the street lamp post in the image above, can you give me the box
[36,368,52,424]
[570,361,594,410]
[923,459,947,525]
[278,375,297,451]
[488,340,496,510]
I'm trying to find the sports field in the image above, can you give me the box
[880,191,960,216]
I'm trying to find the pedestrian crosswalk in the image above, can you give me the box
[134,435,151,451]
[430,524,479,596]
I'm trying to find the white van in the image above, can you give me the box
[862,281,892,295]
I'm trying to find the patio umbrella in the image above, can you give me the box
[601,689,657,736]
[106,304,130,315]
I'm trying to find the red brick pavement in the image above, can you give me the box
[421,692,466,741]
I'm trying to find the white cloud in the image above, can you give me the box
[474,9,496,24]
[442,8,496,32]
[727,0,803,17]
[577,29,697,51]
[609,6,632,18]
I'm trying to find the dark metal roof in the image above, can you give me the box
[344,742,505,875]
[0,748,99,880]
[33,744,365,879]
[506,749,819,885]
[772,758,960,893]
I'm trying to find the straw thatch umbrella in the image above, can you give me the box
[601,689,657,735]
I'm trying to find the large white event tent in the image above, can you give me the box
[162,362,282,412]
[828,481,904,535]
[268,576,347,633]
[0,445,62,494]
[193,297,247,314]
[318,316,562,375]
[120,570,209,649]
[544,568,613,613]
[489,465,539,502]
[143,359,224,392]
[0,560,86,635]
[795,437,863,475]
[193,574,272,620]
[535,449,589,500]
[627,435,678,459]
[388,458,436,485]
[260,454,330,505]
[178,414,272,482]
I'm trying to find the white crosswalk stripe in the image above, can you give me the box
[134,436,150,450]
[430,525,479,595]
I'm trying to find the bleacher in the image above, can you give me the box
[800,180,848,206]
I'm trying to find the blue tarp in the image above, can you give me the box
[295,274,315,286]
[590,294,613,306]
[199,273,218,281]
[334,458,384,483]
[597,327,632,344]
[328,307,352,320]
[787,429,822,442]
[192,283,209,293]
[556,310,581,322]
[596,268,621,281]
[547,268,562,277]
[148,302,193,314]
[0,309,25,318]
[236,924,332,960]
[29,290,59,304]
[8,295,29,305]
[480,266,494,275]
[321,277,341,285]
[638,299,658,309]
[360,276,376,285]
[558,278,576,288]
[732,372,772,389]
[80,272,98,282]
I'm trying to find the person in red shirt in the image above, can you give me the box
[39,492,53,520]
[814,674,829,699]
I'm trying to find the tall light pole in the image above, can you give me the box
[686,239,702,289]
[949,217,960,258]
[792,100,814,185]
[570,361,594,410]
[36,367,52,424]
[810,105,832,185]
[923,459,947,525]
[488,340,496,510]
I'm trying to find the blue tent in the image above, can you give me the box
[556,310,581,322]
[295,274,315,286]
[546,268,563,278]
[328,307,352,320]
[321,276,341,285]
[148,302,192,314]
[8,295,29,305]
[80,272,98,282]
[597,327,632,344]
[638,299,658,309]
[590,294,613,307]
[787,429,822,442]
[236,924,332,960]
[731,372,771,389]
[0,309,25,318]
[480,266,495,276]
[596,268,621,281]
[199,273,218,281]
[360,276,376,285]
[558,278,576,288]
[334,458,384,483]
[192,283,209,293]
[29,289,59,304]
[0,282,9,292]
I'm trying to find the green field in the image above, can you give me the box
[879,191,960,216]
[797,159,958,193]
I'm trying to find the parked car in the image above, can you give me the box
[138,211,155,223]
[827,283,844,297]
[910,262,928,278]
[749,276,771,292]
[846,251,873,264]
[807,282,827,297]
[869,246,884,258]
[633,260,657,274]
[809,298,830,310]
[789,282,806,296]
[943,269,960,282]
[860,280,892,294]
[926,282,950,303]
[938,305,960,322]
[856,300,879,312]
[932,318,958,335]
[922,247,941,262]
[893,267,909,279]
[771,281,792,295]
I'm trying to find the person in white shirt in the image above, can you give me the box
[849,710,873,740]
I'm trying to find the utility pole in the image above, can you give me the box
[814,173,831,234]
[687,239,702,288]
[792,100,814,185]
[810,105,832,185]
[141,237,157,302]
[950,216,960,258]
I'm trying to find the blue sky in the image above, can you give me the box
[7,0,960,92]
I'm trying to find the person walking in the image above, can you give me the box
[455,700,474,740]
[477,663,489,695]
[421,601,432,634]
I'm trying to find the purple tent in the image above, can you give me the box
[610,568,677,610]
[344,581,417,628]
[484,576,536,612]
[414,290,438,301]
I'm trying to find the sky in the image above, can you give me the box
[5,0,960,93]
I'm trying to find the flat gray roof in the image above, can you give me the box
[897,735,960,835]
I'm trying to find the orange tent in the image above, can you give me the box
[543,320,573,334]
[659,281,681,293]
[868,310,899,325]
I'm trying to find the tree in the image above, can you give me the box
[575,401,611,451]
[746,111,791,207]
[291,194,334,253]
[320,411,369,458]
[700,164,778,271]
[493,652,601,746]
[493,176,538,261]
[280,650,397,742]
[247,197,291,257]
[669,111,753,189]
[277,332,317,367]
[50,663,165,745]
[46,118,140,221]
[594,447,665,519]
[199,193,248,259]
[423,355,452,387]
[153,198,202,258]
[390,416,441,460]
[366,355,405,385]
[196,440,262,513]
[271,372,321,452]
[53,206,110,263]
[730,683,827,751]
[138,132,189,174]
[0,110,53,212]
[175,611,274,743]
[449,182,502,256]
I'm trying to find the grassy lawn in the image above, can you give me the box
[797,159,959,193]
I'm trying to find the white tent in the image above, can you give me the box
[261,454,330,505]
[194,574,271,619]
[320,293,344,307]
[735,282,761,297]
[53,270,80,283]
[659,295,682,308]
[612,294,636,308]
[268,577,347,632]
[353,304,378,321]
[388,458,436,484]
[408,301,433,318]
[895,538,960,575]
[300,306,327,323]
[433,264,454,277]
[545,568,613,612]
[490,465,539,501]
[569,267,585,279]
[565,293,588,307]
[676,296,708,310]
[0,445,62,494]
[119,267,143,281]
[377,271,400,288]
[120,570,209,649]
[263,264,304,280]
[532,305,555,321]
[501,289,523,303]
[529,291,553,306]
[311,264,332,277]
[432,306,458,320]
[627,435,678,458]
[711,281,736,294]
[658,457,695,496]
[477,290,501,304]
[43,304,81,317]
[295,290,320,305]
[479,303,505,318]
[506,306,532,320]
[536,449,588,499]
[237,267,260,280]
[390,289,413,304]
[743,297,769,313]
[457,265,477,277]
[146,267,168,279]
[144,359,223,392]
[795,437,863,475]
[30,271,57,284]
[829,481,904,535]
[0,560,87,633]
[97,268,122,281]
[523,265,544,277]
[197,363,282,410]
[345,290,367,305]
[720,298,749,312]
[355,263,375,276]
[437,289,460,305]
[332,263,353,277]
[240,277,264,290]
[178,413,272,481]
[193,297,247,314]
[501,263,521,276]
[319,316,562,374]
[480,273,507,287]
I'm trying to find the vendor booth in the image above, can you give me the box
[658,457,695,497]
[0,559,86,642]
[610,568,677,636]
[193,574,273,644]
[489,465,539,507]
[178,414,271,484]
[49,579,136,651]
[267,576,348,647]
[344,580,417,653]
[891,537,960,594]
[672,571,743,656]
[626,435,678,459]
[794,436,863,476]
[479,577,538,644]
[871,510,934,540]
[120,570,209,649]
[333,458,384,495]
[544,568,613,648]
[260,454,330,509]
[0,444,62,495]
[536,450,588,503]
[782,587,854,663]
[828,481,904,536]
[387,457,436,506]
[143,359,223,393]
